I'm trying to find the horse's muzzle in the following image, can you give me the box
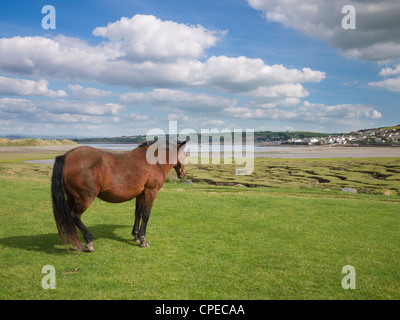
[178,172,186,179]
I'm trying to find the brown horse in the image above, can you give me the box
[51,140,187,252]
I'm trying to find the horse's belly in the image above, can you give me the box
[97,190,137,203]
[97,172,145,203]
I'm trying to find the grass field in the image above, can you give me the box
[0,152,399,299]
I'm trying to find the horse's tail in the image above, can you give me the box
[51,155,84,251]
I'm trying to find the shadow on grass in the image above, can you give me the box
[0,224,133,255]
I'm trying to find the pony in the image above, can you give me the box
[51,140,187,252]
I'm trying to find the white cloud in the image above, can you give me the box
[248,1,400,96]
[0,15,325,95]
[0,76,67,97]
[195,56,325,92]
[369,77,400,93]
[0,96,155,135]
[0,98,35,115]
[129,113,150,121]
[379,64,400,76]
[247,0,400,62]
[257,125,295,131]
[0,98,125,120]
[0,35,117,81]
[47,100,125,116]
[167,113,233,129]
[223,101,382,125]
[243,97,301,109]
[120,88,237,112]
[248,83,309,99]
[67,84,113,100]
[93,14,222,62]
[369,63,400,92]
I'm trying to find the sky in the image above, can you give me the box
[0,0,399,137]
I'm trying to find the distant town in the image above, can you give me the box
[274,125,400,146]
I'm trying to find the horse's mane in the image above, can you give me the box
[138,140,186,148]
[138,140,156,148]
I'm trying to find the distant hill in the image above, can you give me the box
[0,138,79,147]
[72,136,146,144]
[0,134,83,140]
[254,131,330,143]
[358,124,400,132]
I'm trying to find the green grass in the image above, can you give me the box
[1,160,399,299]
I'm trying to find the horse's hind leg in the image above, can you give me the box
[132,204,141,243]
[133,189,157,248]
[67,194,95,252]
[73,212,95,252]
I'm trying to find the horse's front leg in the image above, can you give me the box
[133,188,157,248]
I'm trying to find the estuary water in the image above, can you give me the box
[80,143,294,153]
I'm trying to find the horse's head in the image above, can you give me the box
[174,141,187,179]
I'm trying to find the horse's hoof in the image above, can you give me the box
[84,242,95,252]
[133,236,140,243]
[139,241,150,248]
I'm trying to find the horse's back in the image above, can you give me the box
[64,146,108,176]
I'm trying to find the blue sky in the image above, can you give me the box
[0,0,399,136]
